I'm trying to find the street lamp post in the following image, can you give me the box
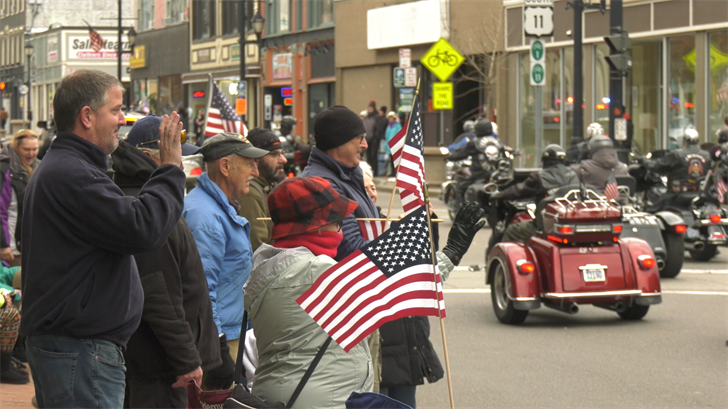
[252,6,264,127]
[239,2,249,124]
[24,43,34,126]
[117,0,137,106]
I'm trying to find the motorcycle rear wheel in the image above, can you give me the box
[618,304,650,320]
[659,232,684,278]
[688,243,718,262]
[491,263,528,325]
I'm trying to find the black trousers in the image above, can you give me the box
[125,377,187,409]
[367,137,381,176]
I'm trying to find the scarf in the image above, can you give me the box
[273,231,342,259]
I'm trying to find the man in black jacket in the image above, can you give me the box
[20,69,186,409]
[491,144,579,246]
[114,116,222,408]
[446,119,497,205]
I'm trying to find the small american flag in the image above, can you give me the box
[358,220,387,241]
[388,120,407,168]
[296,206,445,352]
[85,21,103,53]
[205,81,248,137]
[391,100,426,214]
[716,173,727,205]
[605,172,619,201]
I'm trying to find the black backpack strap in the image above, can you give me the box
[285,337,332,409]
[234,310,249,387]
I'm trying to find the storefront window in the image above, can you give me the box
[709,30,728,142]
[668,35,696,149]
[629,41,662,154]
[308,83,335,137]
[543,48,561,146]
[193,0,216,40]
[594,43,610,135]
[138,0,154,32]
[308,0,334,29]
[519,52,537,167]
[563,47,574,145]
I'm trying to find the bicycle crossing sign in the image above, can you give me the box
[421,38,465,82]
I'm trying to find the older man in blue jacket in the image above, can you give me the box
[302,106,379,260]
[183,133,267,390]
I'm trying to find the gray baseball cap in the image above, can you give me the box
[199,132,268,162]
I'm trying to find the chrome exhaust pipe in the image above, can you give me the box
[656,258,665,271]
[685,241,705,251]
[595,302,627,313]
[545,302,579,315]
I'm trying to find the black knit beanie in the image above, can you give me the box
[314,105,367,151]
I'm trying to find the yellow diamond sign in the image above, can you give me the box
[421,38,465,82]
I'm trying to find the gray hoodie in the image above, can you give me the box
[571,149,628,190]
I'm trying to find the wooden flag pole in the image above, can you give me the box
[384,79,421,228]
[423,183,455,409]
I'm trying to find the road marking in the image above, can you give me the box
[454,267,728,274]
[443,288,728,296]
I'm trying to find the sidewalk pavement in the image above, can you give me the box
[0,377,35,409]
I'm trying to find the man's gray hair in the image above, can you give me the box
[53,69,123,132]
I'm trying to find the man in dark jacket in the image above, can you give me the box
[371,106,389,176]
[571,135,628,192]
[363,101,379,174]
[20,69,186,409]
[302,105,379,261]
[491,144,579,246]
[114,116,221,408]
[447,119,497,205]
[642,129,711,208]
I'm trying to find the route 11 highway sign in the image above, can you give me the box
[524,0,554,38]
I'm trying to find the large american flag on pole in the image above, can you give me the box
[297,206,445,352]
[205,81,248,137]
[389,100,426,214]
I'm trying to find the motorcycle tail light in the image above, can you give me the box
[516,260,535,274]
[288,172,295,178]
[709,214,721,224]
[555,224,574,234]
[190,168,202,176]
[612,224,623,233]
[710,232,725,240]
[674,224,687,234]
[638,255,656,269]
[547,235,568,244]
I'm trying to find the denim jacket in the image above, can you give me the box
[183,173,252,341]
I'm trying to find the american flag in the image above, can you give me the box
[390,100,425,214]
[297,206,445,352]
[388,120,407,169]
[205,81,248,137]
[715,172,727,205]
[87,23,103,53]
[604,172,619,201]
[359,220,387,241]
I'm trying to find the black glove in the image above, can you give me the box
[442,202,486,266]
[203,334,236,390]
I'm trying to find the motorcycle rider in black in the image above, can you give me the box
[641,129,712,209]
[571,134,629,193]
[490,144,579,246]
[446,119,497,206]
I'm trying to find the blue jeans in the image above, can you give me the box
[380,385,417,409]
[26,335,126,408]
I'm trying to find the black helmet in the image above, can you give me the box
[280,116,297,135]
[587,134,614,153]
[474,119,493,137]
[542,144,566,163]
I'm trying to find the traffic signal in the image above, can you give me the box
[0,82,5,91]
[604,30,631,76]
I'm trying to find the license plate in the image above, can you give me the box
[582,268,606,282]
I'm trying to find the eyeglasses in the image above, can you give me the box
[336,221,343,232]
[138,129,187,147]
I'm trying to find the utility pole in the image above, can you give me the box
[567,0,605,161]
[118,0,122,81]
[238,2,248,123]
[604,0,631,162]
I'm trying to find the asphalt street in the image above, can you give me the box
[375,188,728,409]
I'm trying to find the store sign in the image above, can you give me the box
[193,91,206,98]
[47,36,58,62]
[264,94,272,121]
[273,53,292,79]
[67,33,132,60]
[524,0,554,38]
[432,82,453,110]
[405,68,417,87]
[130,45,146,69]
[530,39,546,86]
[394,68,405,88]
[230,44,240,61]
[399,88,415,113]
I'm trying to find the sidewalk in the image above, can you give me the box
[0,378,35,409]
